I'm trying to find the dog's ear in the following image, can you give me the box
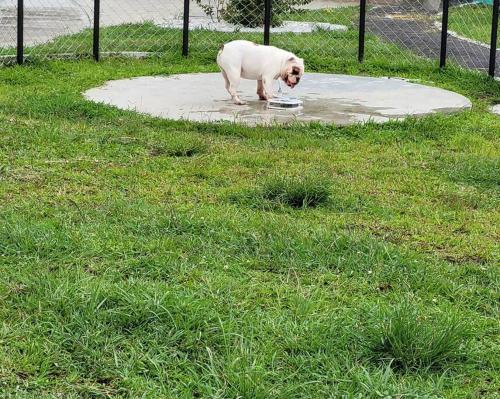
[287,56,303,69]
[286,57,299,71]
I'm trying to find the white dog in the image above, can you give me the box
[217,40,305,105]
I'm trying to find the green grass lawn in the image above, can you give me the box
[448,4,495,44]
[0,21,499,398]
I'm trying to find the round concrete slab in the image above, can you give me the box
[84,73,472,126]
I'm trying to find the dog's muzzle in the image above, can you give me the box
[284,74,300,88]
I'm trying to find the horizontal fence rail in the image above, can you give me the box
[1,0,497,77]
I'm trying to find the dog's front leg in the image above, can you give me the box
[262,76,275,100]
[257,80,267,100]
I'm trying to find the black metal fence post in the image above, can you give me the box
[440,0,450,69]
[182,0,190,56]
[489,0,499,77]
[17,0,23,65]
[93,0,100,61]
[358,0,366,62]
[264,0,272,45]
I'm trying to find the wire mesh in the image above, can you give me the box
[271,0,360,67]
[100,0,183,55]
[177,0,265,61]
[365,0,442,65]
[446,0,496,72]
[180,0,361,67]
[23,0,93,59]
[0,0,17,60]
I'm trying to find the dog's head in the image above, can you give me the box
[281,56,304,89]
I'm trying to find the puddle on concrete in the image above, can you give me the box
[84,73,472,126]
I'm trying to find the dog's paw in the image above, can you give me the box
[258,92,274,101]
[235,99,246,105]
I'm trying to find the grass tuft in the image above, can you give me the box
[368,302,469,371]
[150,136,207,157]
[261,175,330,208]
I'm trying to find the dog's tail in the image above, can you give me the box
[216,44,224,65]
[218,44,225,56]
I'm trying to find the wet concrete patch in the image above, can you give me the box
[84,73,472,126]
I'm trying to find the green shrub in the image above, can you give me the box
[195,0,312,28]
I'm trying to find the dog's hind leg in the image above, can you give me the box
[224,68,245,105]
[221,68,231,92]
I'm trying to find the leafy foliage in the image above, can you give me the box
[194,0,313,27]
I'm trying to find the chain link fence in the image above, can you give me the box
[0,0,498,76]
